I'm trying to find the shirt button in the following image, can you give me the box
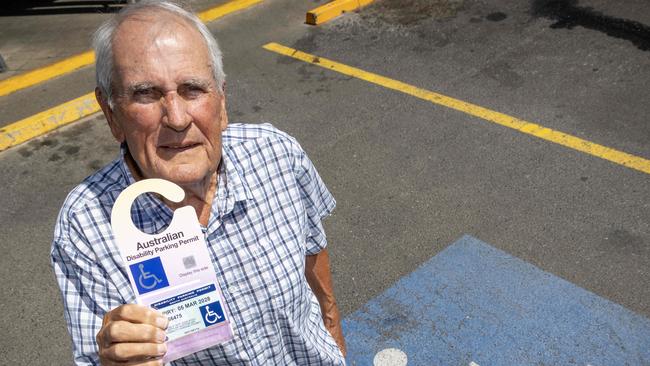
[248,320,260,335]
[250,246,260,256]
[228,285,238,293]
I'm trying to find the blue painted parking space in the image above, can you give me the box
[343,235,650,365]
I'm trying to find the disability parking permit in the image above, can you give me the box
[111,178,234,362]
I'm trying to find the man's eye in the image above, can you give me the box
[181,85,207,98]
[133,89,160,101]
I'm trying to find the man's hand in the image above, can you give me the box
[320,297,346,357]
[96,304,169,365]
[305,249,347,357]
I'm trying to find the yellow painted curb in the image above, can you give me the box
[263,42,650,175]
[0,92,100,151]
[0,0,263,99]
[306,0,375,25]
[0,51,95,98]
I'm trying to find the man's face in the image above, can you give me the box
[98,14,227,186]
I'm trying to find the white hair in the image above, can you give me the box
[92,0,225,107]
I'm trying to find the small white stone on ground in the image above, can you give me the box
[373,348,408,366]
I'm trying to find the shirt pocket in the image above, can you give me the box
[221,236,283,309]
[257,235,312,321]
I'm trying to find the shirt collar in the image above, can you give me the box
[118,143,253,228]
[118,143,174,225]
[118,143,137,186]
[208,146,254,231]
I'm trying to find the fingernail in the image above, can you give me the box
[157,343,167,355]
[156,316,169,329]
[156,330,167,342]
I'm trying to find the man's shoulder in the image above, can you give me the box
[223,123,308,168]
[223,123,301,150]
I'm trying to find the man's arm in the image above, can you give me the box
[305,248,346,356]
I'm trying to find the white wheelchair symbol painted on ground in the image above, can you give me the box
[203,305,222,324]
[137,263,163,290]
[373,348,407,366]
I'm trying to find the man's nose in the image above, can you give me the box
[161,92,191,131]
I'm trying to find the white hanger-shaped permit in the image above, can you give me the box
[109,178,235,362]
[111,178,191,241]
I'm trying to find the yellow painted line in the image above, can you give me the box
[197,0,263,22]
[263,42,650,175]
[0,92,99,151]
[0,51,95,97]
[306,0,375,25]
[0,0,263,98]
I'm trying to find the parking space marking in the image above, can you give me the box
[342,235,650,365]
[0,92,99,151]
[0,51,95,98]
[0,0,262,98]
[197,0,263,23]
[263,42,650,176]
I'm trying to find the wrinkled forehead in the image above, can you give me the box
[113,11,206,53]
[110,11,212,86]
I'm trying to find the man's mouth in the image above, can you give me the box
[159,142,200,152]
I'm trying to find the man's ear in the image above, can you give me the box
[95,87,125,143]
[219,89,228,131]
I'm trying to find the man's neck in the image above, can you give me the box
[124,151,218,226]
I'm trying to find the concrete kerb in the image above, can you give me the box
[306,0,375,25]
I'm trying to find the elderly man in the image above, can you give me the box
[51,1,346,365]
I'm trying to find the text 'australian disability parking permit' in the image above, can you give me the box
[111,178,234,363]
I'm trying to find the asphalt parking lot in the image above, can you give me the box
[0,0,649,364]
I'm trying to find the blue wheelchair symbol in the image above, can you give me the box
[199,301,226,327]
[129,257,169,295]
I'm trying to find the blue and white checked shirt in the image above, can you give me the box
[51,123,344,365]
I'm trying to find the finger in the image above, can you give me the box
[100,342,167,362]
[105,304,169,329]
[338,338,347,357]
[100,355,165,366]
[123,359,165,366]
[102,321,167,344]
[326,323,347,356]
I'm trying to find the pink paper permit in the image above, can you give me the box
[111,178,235,363]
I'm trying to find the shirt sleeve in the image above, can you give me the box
[51,211,124,366]
[292,142,336,256]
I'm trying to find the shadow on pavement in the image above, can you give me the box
[532,0,650,51]
[0,0,127,16]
